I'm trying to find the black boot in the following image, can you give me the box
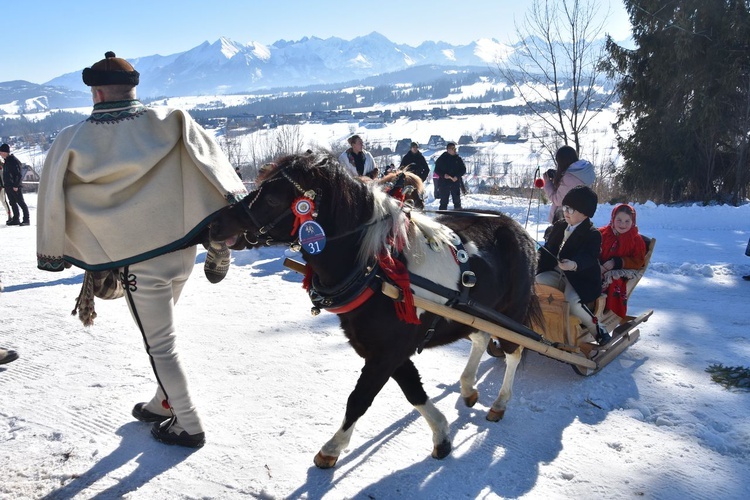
[6,218,19,226]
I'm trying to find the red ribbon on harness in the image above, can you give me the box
[378,253,420,325]
[291,196,315,236]
[302,264,314,291]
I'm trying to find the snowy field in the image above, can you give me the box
[2,191,749,500]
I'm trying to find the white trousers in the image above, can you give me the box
[123,246,203,434]
[1,187,10,219]
[536,269,597,332]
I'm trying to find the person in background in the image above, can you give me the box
[536,185,610,346]
[434,142,467,210]
[235,167,243,180]
[599,204,647,317]
[399,141,430,181]
[339,134,378,179]
[744,236,750,281]
[36,51,247,448]
[0,347,18,365]
[0,143,30,226]
[0,158,12,223]
[542,145,595,224]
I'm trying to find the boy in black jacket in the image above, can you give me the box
[536,185,610,345]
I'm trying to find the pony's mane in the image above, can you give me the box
[357,186,456,266]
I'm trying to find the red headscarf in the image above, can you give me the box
[599,204,646,269]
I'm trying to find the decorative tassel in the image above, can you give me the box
[71,271,97,327]
[379,254,420,325]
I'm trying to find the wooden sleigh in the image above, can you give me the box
[491,235,656,375]
[284,236,655,377]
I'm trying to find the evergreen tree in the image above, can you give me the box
[604,0,750,203]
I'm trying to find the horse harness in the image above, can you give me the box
[234,164,545,350]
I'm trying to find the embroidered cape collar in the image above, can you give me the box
[88,100,147,123]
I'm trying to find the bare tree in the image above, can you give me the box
[218,122,245,171]
[272,125,305,158]
[498,0,614,156]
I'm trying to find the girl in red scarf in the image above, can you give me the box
[599,204,647,317]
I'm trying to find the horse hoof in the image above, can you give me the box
[314,451,338,469]
[432,439,452,459]
[463,391,479,408]
[486,408,505,421]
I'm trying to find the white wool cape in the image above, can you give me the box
[36,106,247,272]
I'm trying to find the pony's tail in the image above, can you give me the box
[527,291,546,337]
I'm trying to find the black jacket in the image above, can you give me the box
[434,152,466,180]
[2,154,23,188]
[399,150,430,181]
[538,219,602,303]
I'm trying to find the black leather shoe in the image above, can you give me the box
[151,420,205,448]
[132,402,171,423]
[595,326,612,346]
[0,348,19,365]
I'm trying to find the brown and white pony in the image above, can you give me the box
[211,153,541,468]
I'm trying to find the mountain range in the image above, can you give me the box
[0,32,514,110]
[44,32,511,98]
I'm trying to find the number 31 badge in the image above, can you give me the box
[298,220,326,255]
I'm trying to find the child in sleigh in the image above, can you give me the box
[599,204,647,318]
[537,185,611,346]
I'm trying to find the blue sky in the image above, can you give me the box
[7,0,630,84]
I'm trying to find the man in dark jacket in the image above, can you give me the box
[399,142,430,181]
[0,143,30,226]
[434,142,467,210]
[536,185,610,345]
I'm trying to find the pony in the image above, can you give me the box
[374,170,425,210]
[211,153,542,468]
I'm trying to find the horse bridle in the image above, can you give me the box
[234,163,411,251]
[235,164,321,247]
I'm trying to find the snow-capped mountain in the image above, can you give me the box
[0,81,90,114]
[43,32,513,98]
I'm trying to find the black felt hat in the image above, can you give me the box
[562,185,598,218]
[82,51,139,87]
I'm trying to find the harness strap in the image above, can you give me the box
[306,260,380,314]
[407,272,549,345]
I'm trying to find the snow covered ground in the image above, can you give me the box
[2,192,750,500]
